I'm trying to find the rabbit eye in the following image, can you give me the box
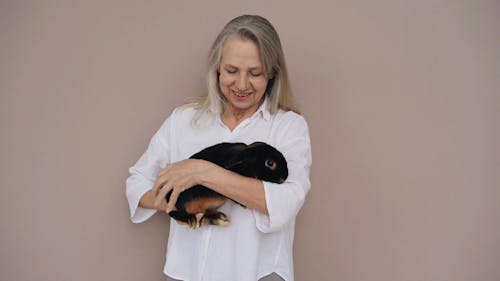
[265,159,277,170]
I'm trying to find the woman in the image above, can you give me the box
[126,15,311,281]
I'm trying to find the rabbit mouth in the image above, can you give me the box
[277,178,285,184]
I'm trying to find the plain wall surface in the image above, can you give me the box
[1,1,499,280]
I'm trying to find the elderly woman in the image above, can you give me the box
[126,15,312,281]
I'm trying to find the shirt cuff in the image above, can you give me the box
[126,184,157,223]
[253,181,292,233]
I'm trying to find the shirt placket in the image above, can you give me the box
[199,117,256,281]
[199,226,212,281]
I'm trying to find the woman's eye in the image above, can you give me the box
[226,69,237,74]
[250,72,262,77]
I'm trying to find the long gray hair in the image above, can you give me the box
[187,15,299,125]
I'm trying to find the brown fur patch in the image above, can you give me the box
[184,196,227,214]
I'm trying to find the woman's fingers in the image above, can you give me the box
[155,184,173,207]
[163,182,188,213]
[151,159,210,212]
[152,164,172,193]
[151,175,165,194]
[166,188,181,213]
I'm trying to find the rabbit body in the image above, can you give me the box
[166,142,288,228]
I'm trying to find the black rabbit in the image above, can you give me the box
[166,142,288,228]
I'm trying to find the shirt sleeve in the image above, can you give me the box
[253,114,312,233]
[125,115,172,223]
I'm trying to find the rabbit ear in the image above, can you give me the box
[225,143,249,170]
[225,159,246,170]
[245,142,267,155]
[247,142,266,149]
[229,143,248,154]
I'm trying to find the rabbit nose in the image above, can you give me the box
[278,178,285,184]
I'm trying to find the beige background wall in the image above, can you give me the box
[1,1,499,281]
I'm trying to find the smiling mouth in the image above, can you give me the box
[232,89,251,97]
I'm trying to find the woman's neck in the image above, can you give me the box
[221,102,262,131]
[221,109,252,131]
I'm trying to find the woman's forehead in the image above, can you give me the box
[220,37,263,68]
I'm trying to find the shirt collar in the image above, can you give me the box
[257,96,271,121]
[217,96,271,123]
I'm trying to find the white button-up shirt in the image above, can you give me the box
[126,98,312,281]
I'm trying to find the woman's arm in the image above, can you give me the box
[202,164,268,215]
[138,189,168,212]
[150,159,269,215]
[125,113,172,223]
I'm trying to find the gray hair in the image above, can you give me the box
[187,15,299,125]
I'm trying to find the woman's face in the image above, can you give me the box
[218,36,268,116]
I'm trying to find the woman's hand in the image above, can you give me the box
[151,159,214,213]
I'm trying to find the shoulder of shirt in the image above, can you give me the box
[164,104,219,129]
[273,109,308,127]
[163,105,199,124]
[153,106,197,134]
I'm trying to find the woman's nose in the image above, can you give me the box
[236,74,249,90]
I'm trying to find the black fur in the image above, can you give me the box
[166,142,288,228]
